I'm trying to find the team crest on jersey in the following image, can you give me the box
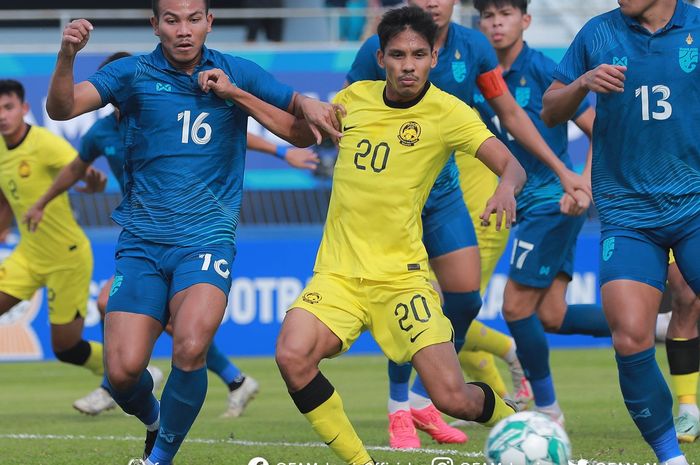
[302,292,322,304]
[398,121,421,146]
[515,87,531,107]
[18,160,30,178]
[452,60,466,83]
[679,48,698,73]
[602,237,615,262]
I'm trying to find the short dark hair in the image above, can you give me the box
[473,0,529,14]
[378,6,438,52]
[152,0,210,17]
[0,79,25,102]
[99,51,132,70]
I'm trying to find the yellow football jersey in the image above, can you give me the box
[0,126,89,266]
[314,81,494,280]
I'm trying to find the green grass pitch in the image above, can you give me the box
[1,348,697,464]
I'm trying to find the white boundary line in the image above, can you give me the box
[0,434,484,458]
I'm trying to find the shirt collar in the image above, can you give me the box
[504,41,530,76]
[619,0,686,34]
[151,43,214,72]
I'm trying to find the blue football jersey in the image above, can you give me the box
[346,23,499,204]
[474,43,589,214]
[79,113,127,194]
[88,45,293,245]
[554,1,700,228]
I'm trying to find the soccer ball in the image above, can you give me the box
[484,411,571,465]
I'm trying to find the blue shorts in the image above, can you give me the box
[509,203,586,288]
[422,185,477,259]
[600,211,700,294]
[106,230,236,325]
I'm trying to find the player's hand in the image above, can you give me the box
[198,68,236,99]
[558,169,592,207]
[582,64,626,94]
[299,96,345,145]
[60,19,93,57]
[76,167,107,194]
[0,228,10,243]
[559,190,590,216]
[23,205,44,233]
[480,185,517,231]
[284,147,320,170]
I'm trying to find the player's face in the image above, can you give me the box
[151,0,213,70]
[478,4,530,51]
[618,0,661,17]
[0,93,28,140]
[408,0,458,30]
[378,28,437,102]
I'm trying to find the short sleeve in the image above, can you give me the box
[87,57,136,107]
[473,30,500,75]
[346,35,385,84]
[441,99,494,157]
[78,126,99,164]
[45,133,78,170]
[230,57,294,110]
[553,25,591,85]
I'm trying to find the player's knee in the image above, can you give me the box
[171,337,208,370]
[612,330,653,356]
[106,361,142,391]
[275,340,318,382]
[54,339,91,366]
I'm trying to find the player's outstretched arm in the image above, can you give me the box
[541,64,625,127]
[488,91,591,204]
[23,157,91,232]
[46,19,103,120]
[199,69,317,148]
[247,132,319,170]
[475,137,526,231]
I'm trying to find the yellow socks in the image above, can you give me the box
[459,349,507,397]
[291,372,372,465]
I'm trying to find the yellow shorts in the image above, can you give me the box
[0,245,93,325]
[457,154,510,294]
[290,273,454,364]
[669,250,676,265]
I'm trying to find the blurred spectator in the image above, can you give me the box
[243,0,284,42]
[326,0,367,41]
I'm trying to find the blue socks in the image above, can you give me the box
[108,369,160,426]
[616,347,680,462]
[442,291,482,352]
[559,304,610,337]
[206,343,242,385]
[149,365,208,465]
[387,361,412,402]
[507,314,555,407]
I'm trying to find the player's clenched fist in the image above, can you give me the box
[61,19,94,57]
[582,64,626,94]
[198,68,235,98]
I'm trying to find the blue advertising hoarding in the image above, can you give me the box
[0,225,607,362]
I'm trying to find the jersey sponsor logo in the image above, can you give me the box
[612,56,628,67]
[407,263,420,271]
[110,275,124,297]
[398,121,421,147]
[18,160,31,178]
[515,86,531,107]
[302,291,322,304]
[602,237,615,262]
[538,265,550,276]
[155,82,172,92]
[473,91,485,104]
[343,125,356,131]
